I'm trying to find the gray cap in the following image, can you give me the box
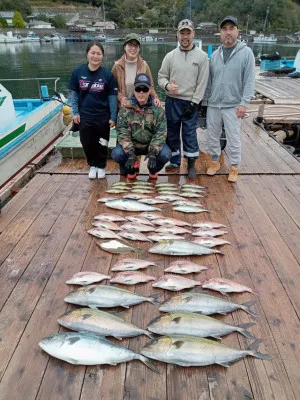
[178,19,194,32]
[220,16,238,28]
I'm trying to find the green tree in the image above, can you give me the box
[12,11,25,28]
[49,15,66,29]
[0,17,8,28]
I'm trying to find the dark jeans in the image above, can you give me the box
[165,96,199,166]
[79,118,110,168]
[111,144,172,173]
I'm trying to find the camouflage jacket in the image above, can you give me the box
[116,99,167,154]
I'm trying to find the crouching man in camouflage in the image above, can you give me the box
[112,73,171,179]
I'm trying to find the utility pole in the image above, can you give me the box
[263,7,269,32]
[102,0,106,35]
[189,0,192,20]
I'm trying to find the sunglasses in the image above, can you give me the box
[134,86,149,93]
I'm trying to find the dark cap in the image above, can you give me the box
[220,16,238,28]
[178,19,194,32]
[124,33,141,45]
[134,73,151,89]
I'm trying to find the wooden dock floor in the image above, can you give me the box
[0,118,300,400]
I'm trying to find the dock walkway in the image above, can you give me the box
[0,112,300,400]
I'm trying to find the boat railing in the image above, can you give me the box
[0,77,60,100]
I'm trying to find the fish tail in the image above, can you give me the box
[144,330,156,339]
[247,339,272,360]
[238,322,256,340]
[241,301,257,317]
[149,292,163,306]
[139,355,159,373]
[214,250,224,255]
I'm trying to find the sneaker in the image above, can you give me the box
[165,163,180,170]
[149,172,158,179]
[97,168,105,179]
[207,161,220,176]
[88,166,97,179]
[228,167,238,183]
[127,172,137,180]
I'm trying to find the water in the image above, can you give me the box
[0,40,299,99]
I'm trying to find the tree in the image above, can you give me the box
[49,15,66,29]
[12,11,25,28]
[0,17,8,28]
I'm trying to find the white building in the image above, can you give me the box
[0,11,14,27]
[93,21,117,30]
[29,20,53,29]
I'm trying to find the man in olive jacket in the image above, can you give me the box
[112,73,171,179]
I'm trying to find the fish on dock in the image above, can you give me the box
[149,240,223,256]
[106,199,161,212]
[111,258,160,271]
[119,230,152,242]
[201,278,258,295]
[165,261,213,274]
[155,226,191,235]
[173,205,209,213]
[192,229,228,237]
[147,234,185,242]
[120,222,154,232]
[66,271,111,286]
[152,217,191,227]
[98,240,143,254]
[94,213,127,222]
[192,237,232,247]
[92,220,123,231]
[152,275,202,291]
[87,228,122,240]
[110,271,156,285]
[125,215,154,226]
[192,221,226,229]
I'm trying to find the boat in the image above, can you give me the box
[23,31,41,42]
[94,34,106,42]
[253,34,277,43]
[0,31,22,44]
[0,78,68,188]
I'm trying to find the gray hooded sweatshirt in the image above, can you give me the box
[204,41,255,108]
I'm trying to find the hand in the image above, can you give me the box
[121,97,127,107]
[198,102,207,118]
[145,150,157,171]
[109,119,115,128]
[125,150,137,171]
[167,80,179,95]
[73,115,80,124]
[237,105,246,118]
[154,97,161,107]
[182,102,197,119]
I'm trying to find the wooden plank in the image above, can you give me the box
[0,177,90,385]
[212,175,298,399]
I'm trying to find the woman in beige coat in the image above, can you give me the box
[112,33,160,108]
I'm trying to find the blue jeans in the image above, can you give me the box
[165,97,199,166]
[111,144,172,173]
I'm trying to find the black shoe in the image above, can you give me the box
[187,158,197,179]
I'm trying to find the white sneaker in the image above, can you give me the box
[97,168,105,179]
[88,166,97,179]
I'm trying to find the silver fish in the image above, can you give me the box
[106,199,161,212]
[138,198,169,205]
[192,229,228,237]
[156,183,179,188]
[97,196,118,203]
[153,217,191,227]
[140,212,166,220]
[88,228,121,240]
[149,240,222,256]
[125,215,154,226]
[152,275,202,291]
[155,195,184,201]
[181,183,206,189]
[98,240,142,255]
[110,271,156,285]
[155,226,191,235]
[106,189,128,194]
[192,237,232,248]
[141,336,270,367]
[132,181,155,186]
[94,213,127,222]
[173,205,209,213]
[110,184,132,190]
[179,193,205,198]
[66,272,111,286]
[111,258,160,271]
[165,261,213,274]
[119,230,152,242]
[131,189,155,194]
[201,278,258,295]
[173,200,203,207]
[192,221,226,229]
[92,221,123,231]
[147,312,256,339]
[123,193,152,200]
[159,292,257,317]
[40,332,158,371]
[64,284,161,308]
[147,234,185,242]
[57,308,153,339]
[120,222,154,232]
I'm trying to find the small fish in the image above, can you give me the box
[120,222,154,232]
[156,190,180,195]
[110,184,132,190]
[147,234,185,242]
[173,200,203,207]
[201,278,258,296]
[181,183,206,189]
[192,221,226,229]
[159,292,257,316]
[192,229,228,237]
[110,271,156,285]
[141,336,270,367]
[149,240,222,256]
[106,189,128,194]
[180,188,206,194]
[119,230,152,242]
[88,228,121,240]
[165,261,213,274]
[153,275,202,291]
[173,205,209,213]
[138,198,169,205]
[66,272,111,286]
[97,196,118,203]
[92,220,123,231]
[156,183,179,188]
[123,193,152,200]
[131,189,155,194]
[147,312,256,340]
[40,332,158,371]
[98,240,142,255]
[106,199,161,212]
[132,181,155,187]
[94,213,126,222]
[111,182,132,187]
[157,187,179,192]
[179,192,205,198]
[111,258,160,271]
[155,195,184,201]
[155,226,191,235]
[192,237,232,248]
[153,217,191,227]
[140,212,164,220]
[125,216,154,226]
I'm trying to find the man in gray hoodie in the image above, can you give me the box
[204,16,255,182]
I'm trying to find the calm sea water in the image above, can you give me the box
[0,40,299,99]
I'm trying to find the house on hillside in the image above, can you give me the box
[28,20,53,29]
[0,11,14,27]
[196,22,218,32]
[93,21,117,30]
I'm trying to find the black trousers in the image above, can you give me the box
[79,119,110,168]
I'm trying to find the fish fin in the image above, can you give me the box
[172,316,182,324]
[113,336,123,340]
[220,291,228,296]
[175,362,192,367]
[247,339,271,360]
[241,301,257,318]
[139,355,159,373]
[217,362,230,368]
[121,305,130,309]
[172,340,185,349]
[238,322,256,340]
[145,331,156,339]
[211,335,222,340]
